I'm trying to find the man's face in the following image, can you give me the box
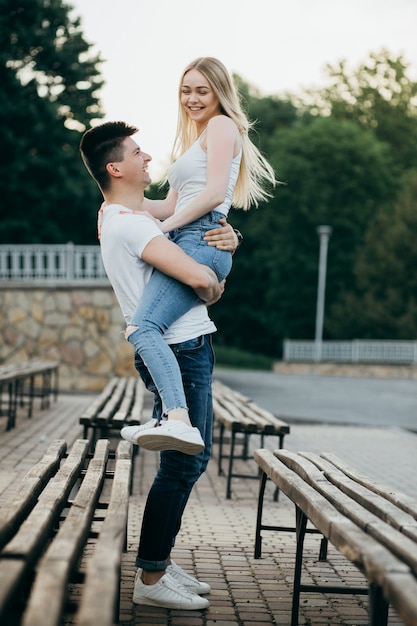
[117,137,152,188]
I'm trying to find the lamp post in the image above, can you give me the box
[314,225,332,361]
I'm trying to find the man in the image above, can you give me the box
[80,121,238,611]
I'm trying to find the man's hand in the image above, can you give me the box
[204,279,226,307]
[204,218,239,252]
[194,267,225,304]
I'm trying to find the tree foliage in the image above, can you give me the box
[211,117,397,355]
[329,171,417,339]
[233,75,299,153]
[0,0,104,243]
[298,49,417,172]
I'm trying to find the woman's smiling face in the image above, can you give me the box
[180,69,222,127]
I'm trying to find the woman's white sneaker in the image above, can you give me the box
[167,560,211,594]
[132,570,209,610]
[120,419,158,445]
[133,419,204,455]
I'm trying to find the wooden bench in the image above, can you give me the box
[0,437,133,626]
[80,376,147,448]
[0,360,59,430]
[254,448,417,626]
[213,379,290,499]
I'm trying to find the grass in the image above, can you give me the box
[213,344,274,371]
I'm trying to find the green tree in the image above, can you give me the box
[0,0,104,243]
[233,75,299,154]
[329,170,417,339]
[299,49,417,173]
[211,116,397,356]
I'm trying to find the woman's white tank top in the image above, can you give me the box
[167,136,242,216]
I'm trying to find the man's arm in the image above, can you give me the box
[141,235,222,303]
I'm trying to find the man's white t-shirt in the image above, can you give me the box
[99,204,217,344]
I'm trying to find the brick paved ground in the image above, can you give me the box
[1,388,415,625]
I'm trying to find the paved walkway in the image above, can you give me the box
[1,381,415,625]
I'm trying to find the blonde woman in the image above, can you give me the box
[122,57,276,454]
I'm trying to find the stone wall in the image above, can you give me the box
[0,283,137,391]
[3,284,415,392]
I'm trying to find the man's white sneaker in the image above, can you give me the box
[133,570,210,610]
[167,560,211,595]
[134,419,205,455]
[120,419,158,445]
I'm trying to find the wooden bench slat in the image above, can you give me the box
[0,360,59,429]
[0,361,57,383]
[0,433,133,626]
[75,440,132,626]
[21,440,111,626]
[96,377,128,424]
[213,380,290,498]
[320,452,417,519]
[232,402,272,431]
[246,400,290,432]
[214,392,264,431]
[300,452,417,540]
[79,376,147,446]
[254,447,417,626]
[0,439,90,618]
[0,440,67,549]
[254,449,410,570]
[379,572,417,626]
[213,396,256,432]
[129,378,145,422]
[112,377,136,427]
[1,439,90,558]
[79,377,119,423]
[275,450,417,573]
[213,380,289,434]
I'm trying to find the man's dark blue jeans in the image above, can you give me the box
[133,333,214,572]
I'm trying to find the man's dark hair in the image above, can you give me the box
[80,121,139,191]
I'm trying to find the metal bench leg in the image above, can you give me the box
[273,434,285,502]
[242,432,250,459]
[27,374,35,417]
[130,447,139,495]
[41,371,52,409]
[41,371,47,409]
[7,380,18,430]
[369,582,389,626]
[319,536,328,561]
[18,378,25,408]
[218,422,225,476]
[226,431,236,499]
[254,468,268,559]
[291,505,308,626]
[53,367,59,402]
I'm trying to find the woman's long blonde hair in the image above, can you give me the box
[171,57,277,210]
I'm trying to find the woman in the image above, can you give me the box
[123,57,277,453]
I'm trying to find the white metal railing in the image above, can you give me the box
[0,243,108,282]
[283,339,417,364]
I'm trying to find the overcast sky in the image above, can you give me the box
[70,0,417,178]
